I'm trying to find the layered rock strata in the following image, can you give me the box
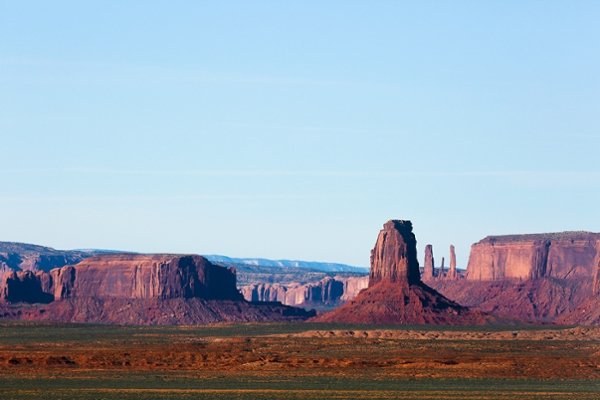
[241,275,368,308]
[466,232,600,281]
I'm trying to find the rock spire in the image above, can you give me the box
[369,220,421,286]
[423,244,434,280]
[448,245,458,279]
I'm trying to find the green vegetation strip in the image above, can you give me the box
[1,376,599,400]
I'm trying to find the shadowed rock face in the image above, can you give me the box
[466,232,600,281]
[0,271,54,304]
[423,245,434,280]
[369,220,420,286]
[314,219,490,325]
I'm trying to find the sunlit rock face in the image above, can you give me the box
[466,232,600,281]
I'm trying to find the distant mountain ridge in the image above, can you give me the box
[205,255,368,273]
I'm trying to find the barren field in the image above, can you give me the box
[1,322,599,399]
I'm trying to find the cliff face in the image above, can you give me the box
[466,232,600,281]
[369,220,420,286]
[0,271,54,304]
[241,276,368,308]
[1,254,243,303]
[54,254,242,301]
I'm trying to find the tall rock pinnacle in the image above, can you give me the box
[423,244,434,280]
[448,245,458,279]
[439,257,445,278]
[369,220,421,286]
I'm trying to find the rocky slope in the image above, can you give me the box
[0,254,314,324]
[0,242,91,273]
[313,220,490,325]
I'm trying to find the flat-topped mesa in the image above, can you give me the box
[423,245,434,280]
[466,231,600,281]
[1,254,244,303]
[369,220,420,286]
[447,245,458,279]
[55,254,243,301]
[0,253,319,324]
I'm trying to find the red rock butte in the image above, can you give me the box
[314,219,490,325]
[369,220,420,286]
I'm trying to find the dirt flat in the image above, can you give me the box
[0,323,599,399]
[281,326,600,340]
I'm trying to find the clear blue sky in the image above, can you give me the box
[1,1,599,267]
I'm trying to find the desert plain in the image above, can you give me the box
[1,322,599,400]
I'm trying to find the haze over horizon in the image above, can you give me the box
[1,2,599,266]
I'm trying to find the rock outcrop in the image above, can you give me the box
[0,254,315,324]
[241,275,368,309]
[369,220,421,285]
[447,245,458,279]
[313,220,490,325]
[340,275,369,301]
[423,244,434,280]
[466,232,600,281]
[53,254,243,301]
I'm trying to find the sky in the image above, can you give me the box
[1,1,599,268]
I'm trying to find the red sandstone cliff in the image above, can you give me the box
[466,232,600,281]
